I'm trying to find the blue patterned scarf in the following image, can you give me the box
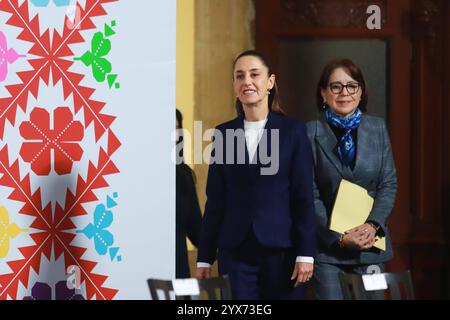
[324,107,362,166]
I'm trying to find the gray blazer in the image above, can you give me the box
[306,115,397,265]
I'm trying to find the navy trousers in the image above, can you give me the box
[217,230,307,300]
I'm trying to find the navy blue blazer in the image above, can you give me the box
[197,112,316,264]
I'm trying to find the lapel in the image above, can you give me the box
[241,111,278,180]
[254,111,277,164]
[233,115,250,165]
[315,115,354,180]
[225,116,252,185]
[352,116,369,177]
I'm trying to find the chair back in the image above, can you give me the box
[147,275,232,300]
[147,278,175,300]
[198,275,233,300]
[339,270,415,300]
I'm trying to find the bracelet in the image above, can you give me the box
[338,234,345,248]
[367,222,380,232]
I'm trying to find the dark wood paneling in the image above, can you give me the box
[411,0,444,238]
[382,0,412,247]
[443,0,450,299]
[279,0,387,28]
[412,245,448,299]
[410,0,447,299]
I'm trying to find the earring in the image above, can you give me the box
[322,101,327,109]
[267,89,271,95]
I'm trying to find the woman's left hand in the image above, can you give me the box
[291,262,313,287]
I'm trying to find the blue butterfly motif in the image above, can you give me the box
[30,0,71,7]
[77,204,114,255]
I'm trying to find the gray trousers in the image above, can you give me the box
[312,261,385,300]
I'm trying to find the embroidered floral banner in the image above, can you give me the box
[0,0,176,299]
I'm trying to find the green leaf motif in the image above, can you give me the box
[92,57,112,82]
[107,74,118,88]
[91,32,111,58]
[74,23,119,89]
[104,23,116,37]
[76,51,94,67]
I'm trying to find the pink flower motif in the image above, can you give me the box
[0,31,26,82]
[19,107,84,175]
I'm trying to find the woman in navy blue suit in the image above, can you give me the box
[195,50,316,300]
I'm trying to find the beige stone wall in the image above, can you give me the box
[176,0,195,164]
[194,0,255,210]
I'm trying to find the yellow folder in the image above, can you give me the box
[329,179,386,251]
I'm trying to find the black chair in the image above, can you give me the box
[338,270,415,300]
[147,275,232,300]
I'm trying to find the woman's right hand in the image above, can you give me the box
[196,267,211,279]
[341,232,364,250]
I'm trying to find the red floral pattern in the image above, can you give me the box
[20,107,84,175]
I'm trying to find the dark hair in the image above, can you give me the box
[316,58,368,112]
[176,108,184,155]
[176,109,196,191]
[233,50,285,116]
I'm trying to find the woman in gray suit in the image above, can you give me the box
[307,59,397,299]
